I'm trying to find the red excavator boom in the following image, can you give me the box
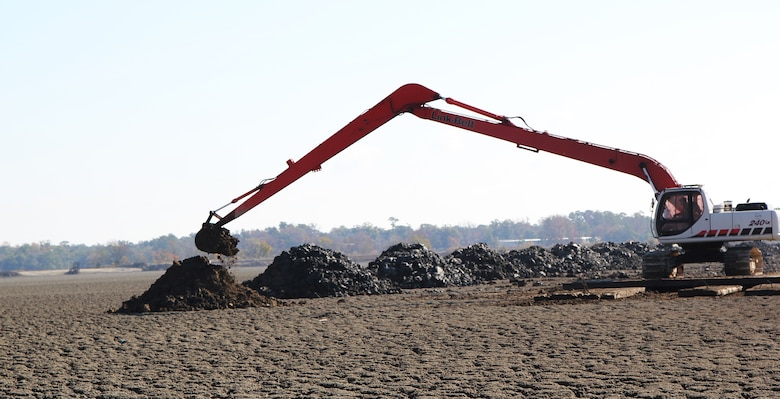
[195,83,680,255]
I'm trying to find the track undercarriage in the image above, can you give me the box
[641,244,764,279]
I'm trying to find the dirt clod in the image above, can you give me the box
[195,224,239,256]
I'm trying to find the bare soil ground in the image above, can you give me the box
[2,269,780,398]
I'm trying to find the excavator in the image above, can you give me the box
[195,83,779,279]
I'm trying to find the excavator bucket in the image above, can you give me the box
[195,223,240,256]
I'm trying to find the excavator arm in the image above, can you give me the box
[410,100,679,194]
[206,84,440,228]
[195,83,680,255]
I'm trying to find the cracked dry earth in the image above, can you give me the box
[1,269,780,398]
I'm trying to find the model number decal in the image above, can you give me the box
[749,219,771,226]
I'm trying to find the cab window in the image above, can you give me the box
[657,191,703,236]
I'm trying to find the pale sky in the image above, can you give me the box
[2,1,778,246]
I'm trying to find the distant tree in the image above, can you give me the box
[241,237,273,259]
[151,250,178,264]
[540,215,578,242]
[0,209,655,271]
[568,210,652,242]
[388,216,399,228]
[489,219,535,240]
[108,241,132,266]
[621,211,655,242]
[409,226,434,250]
[318,235,333,248]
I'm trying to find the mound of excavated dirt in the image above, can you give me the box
[589,241,650,271]
[504,245,565,278]
[245,239,780,298]
[368,242,474,288]
[447,243,513,283]
[246,241,658,299]
[448,243,579,282]
[108,241,780,311]
[112,256,277,313]
[245,244,399,299]
[502,242,654,279]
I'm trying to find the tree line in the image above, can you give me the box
[0,210,653,271]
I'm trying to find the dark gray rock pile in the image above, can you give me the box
[504,246,565,278]
[114,241,780,310]
[244,243,399,298]
[446,243,513,283]
[248,240,652,300]
[241,240,780,299]
[504,242,649,278]
[590,241,651,271]
[367,242,473,288]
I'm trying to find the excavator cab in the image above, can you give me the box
[655,188,705,237]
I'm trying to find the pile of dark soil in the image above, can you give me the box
[505,241,652,279]
[249,241,655,299]
[245,240,780,303]
[368,242,474,288]
[112,256,277,313]
[446,243,513,283]
[116,241,780,308]
[244,244,399,299]
[589,241,650,271]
